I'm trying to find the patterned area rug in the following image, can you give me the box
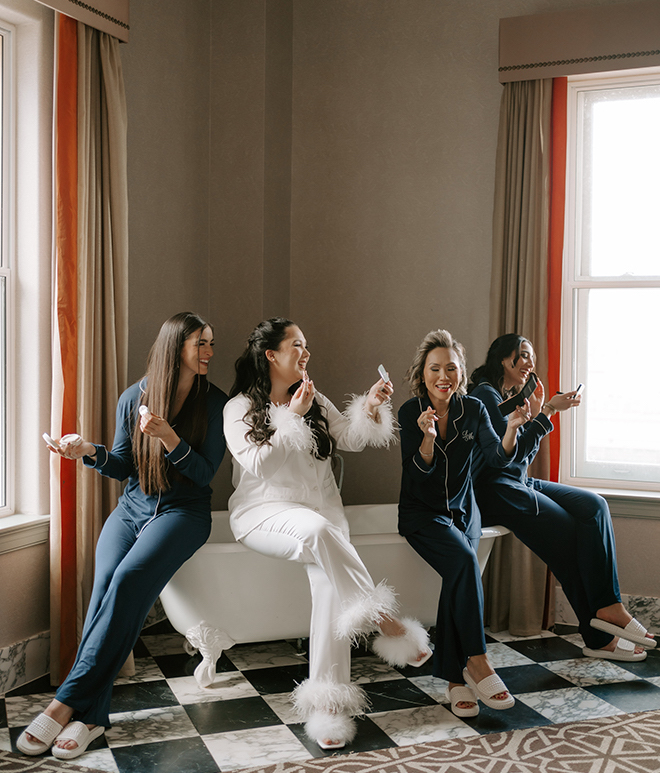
[0,751,106,773]
[240,710,660,773]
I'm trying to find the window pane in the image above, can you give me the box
[574,287,660,483]
[581,85,660,278]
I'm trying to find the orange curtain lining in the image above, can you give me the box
[547,77,567,483]
[56,13,79,678]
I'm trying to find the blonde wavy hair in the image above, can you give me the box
[405,329,468,398]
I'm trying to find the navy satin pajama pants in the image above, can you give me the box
[478,479,619,650]
[55,505,211,727]
[406,519,486,684]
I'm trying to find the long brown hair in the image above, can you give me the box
[133,312,212,494]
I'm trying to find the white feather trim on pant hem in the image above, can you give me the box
[343,394,396,448]
[305,711,357,745]
[372,617,430,667]
[292,678,369,718]
[268,404,315,451]
[334,581,398,643]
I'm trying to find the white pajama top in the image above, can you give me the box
[223,392,395,541]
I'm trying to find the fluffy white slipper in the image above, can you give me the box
[463,668,515,710]
[16,713,64,755]
[305,711,356,749]
[334,582,398,643]
[372,617,432,668]
[583,637,647,662]
[445,685,479,718]
[590,617,657,649]
[291,678,368,718]
[51,722,105,760]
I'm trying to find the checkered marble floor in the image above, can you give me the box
[2,621,660,773]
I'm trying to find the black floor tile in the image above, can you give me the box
[586,680,660,713]
[153,651,236,679]
[111,735,219,773]
[469,698,553,735]
[133,638,151,658]
[5,675,55,697]
[0,698,6,728]
[616,648,660,678]
[288,715,397,758]
[141,619,178,636]
[184,695,281,735]
[485,633,499,643]
[504,636,584,662]
[552,624,580,636]
[109,679,179,714]
[497,664,575,694]
[362,679,438,713]
[241,664,310,695]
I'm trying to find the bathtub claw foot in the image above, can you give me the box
[185,622,235,687]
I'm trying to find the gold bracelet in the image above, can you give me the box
[542,403,557,416]
[419,447,433,458]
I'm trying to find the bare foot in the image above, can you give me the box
[378,615,405,638]
[600,636,645,656]
[596,603,655,644]
[54,725,97,751]
[448,681,477,711]
[466,654,510,702]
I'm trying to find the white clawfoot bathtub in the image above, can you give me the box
[159,504,508,684]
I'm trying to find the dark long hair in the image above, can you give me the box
[468,333,531,397]
[133,312,212,494]
[230,317,335,460]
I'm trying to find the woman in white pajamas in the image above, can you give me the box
[223,318,431,750]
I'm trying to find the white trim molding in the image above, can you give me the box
[0,514,49,555]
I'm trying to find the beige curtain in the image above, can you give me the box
[50,16,128,684]
[76,22,128,631]
[483,78,554,636]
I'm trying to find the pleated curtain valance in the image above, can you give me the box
[499,0,660,83]
[35,0,128,41]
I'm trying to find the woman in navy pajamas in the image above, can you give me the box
[398,329,532,717]
[18,312,228,760]
[469,334,655,662]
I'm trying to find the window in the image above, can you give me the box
[0,26,9,513]
[562,69,660,491]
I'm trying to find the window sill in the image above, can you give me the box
[0,514,50,555]
[580,487,660,520]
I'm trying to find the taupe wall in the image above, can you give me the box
[0,544,49,648]
[121,0,212,372]
[120,0,658,594]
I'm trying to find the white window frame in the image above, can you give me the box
[0,20,13,516]
[561,67,660,495]
[0,0,53,550]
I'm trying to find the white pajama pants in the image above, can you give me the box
[240,504,377,686]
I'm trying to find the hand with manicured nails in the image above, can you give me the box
[366,376,394,417]
[289,374,315,416]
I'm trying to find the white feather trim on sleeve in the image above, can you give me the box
[343,393,397,448]
[268,403,316,452]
